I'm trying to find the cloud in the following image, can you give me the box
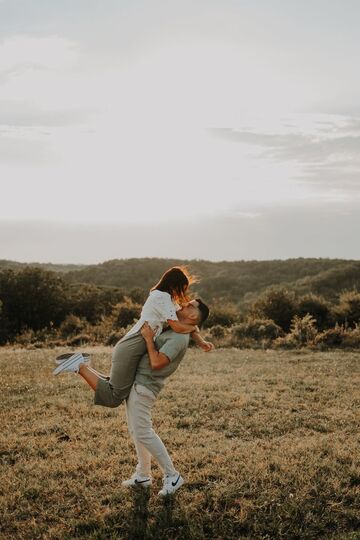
[0,100,95,127]
[0,35,80,74]
[210,120,360,194]
[0,134,54,164]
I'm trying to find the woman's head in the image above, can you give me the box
[152,266,197,303]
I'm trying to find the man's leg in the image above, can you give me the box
[125,394,152,478]
[126,384,177,477]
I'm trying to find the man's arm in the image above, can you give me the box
[167,319,198,334]
[140,322,170,371]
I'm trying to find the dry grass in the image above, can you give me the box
[0,346,359,540]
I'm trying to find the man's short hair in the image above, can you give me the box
[195,298,210,328]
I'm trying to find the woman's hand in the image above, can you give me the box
[141,322,156,341]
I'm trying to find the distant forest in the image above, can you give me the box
[2,257,359,304]
[62,257,360,304]
[1,257,360,348]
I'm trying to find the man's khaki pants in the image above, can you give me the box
[125,383,177,477]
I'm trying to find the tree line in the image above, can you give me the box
[0,264,360,349]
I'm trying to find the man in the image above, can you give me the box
[54,298,210,496]
[122,298,210,496]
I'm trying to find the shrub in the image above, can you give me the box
[297,294,332,330]
[272,334,299,350]
[0,267,69,341]
[67,333,92,346]
[231,318,284,342]
[0,302,11,344]
[204,302,239,328]
[59,314,87,337]
[251,287,297,331]
[128,287,147,304]
[105,329,126,346]
[114,299,141,329]
[314,325,346,349]
[230,320,280,349]
[209,325,227,339]
[202,325,232,348]
[335,290,360,327]
[13,328,36,347]
[341,323,360,348]
[230,333,260,349]
[13,325,57,346]
[289,314,317,346]
[69,283,114,324]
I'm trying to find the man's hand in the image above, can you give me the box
[140,322,156,341]
[200,341,215,352]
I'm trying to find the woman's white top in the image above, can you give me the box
[124,290,179,340]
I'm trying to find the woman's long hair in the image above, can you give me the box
[151,266,198,304]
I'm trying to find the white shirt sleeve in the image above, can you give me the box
[153,291,178,321]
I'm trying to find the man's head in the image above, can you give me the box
[177,298,209,328]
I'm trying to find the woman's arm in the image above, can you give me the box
[167,319,197,334]
[191,329,215,352]
[141,322,170,370]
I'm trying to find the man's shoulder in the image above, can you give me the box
[157,329,189,347]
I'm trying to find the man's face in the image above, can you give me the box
[178,299,201,324]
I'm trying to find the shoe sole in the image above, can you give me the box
[55,352,90,364]
[53,353,84,375]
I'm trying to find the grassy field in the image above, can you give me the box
[0,347,359,540]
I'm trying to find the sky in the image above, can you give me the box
[1,0,360,263]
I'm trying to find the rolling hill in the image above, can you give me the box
[2,257,359,304]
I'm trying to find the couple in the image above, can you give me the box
[55,297,209,497]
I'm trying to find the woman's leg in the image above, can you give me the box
[78,364,105,391]
[94,334,147,408]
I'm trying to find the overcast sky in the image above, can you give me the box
[1,0,360,263]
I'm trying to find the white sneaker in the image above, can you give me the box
[122,473,152,488]
[158,473,184,497]
[53,353,85,375]
[54,352,90,365]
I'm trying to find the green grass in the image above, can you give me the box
[0,347,359,539]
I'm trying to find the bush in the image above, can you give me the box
[105,329,126,346]
[210,325,227,339]
[341,323,360,348]
[251,287,297,332]
[314,325,346,348]
[335,290,360,327]
[67,333,92,346]
[114,299,141,329]
[0,267,69,342]
[13,325,57,346]
[200,325,232,348]
[69,283,120,324]
[59,314,87,337]
[231,318,284,342]
[128,287,147,304]
[13,328,36,347]
[288,314,317,346]
[272,334,299,350]
[204,302,239,328]
[297,294,332,330]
